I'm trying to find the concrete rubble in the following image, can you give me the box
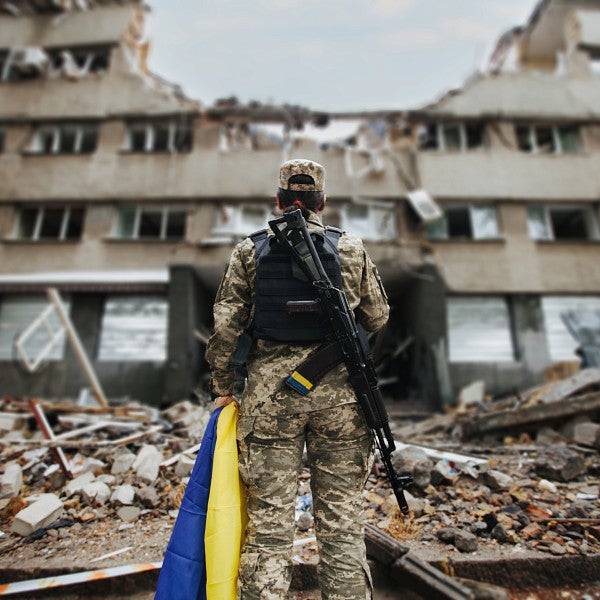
[0,369,599,596]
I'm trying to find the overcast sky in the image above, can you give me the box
[146,0,540,112]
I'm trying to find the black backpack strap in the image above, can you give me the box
[324,226,342,253]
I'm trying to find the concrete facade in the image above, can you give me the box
[1,0,599,406]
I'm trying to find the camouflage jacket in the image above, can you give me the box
[205,211,390,416]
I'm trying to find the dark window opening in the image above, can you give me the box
[129,127,147,152]
[153,123,170,152]
[165,211,186,239]
[138,210,162,238]
[65,208,84,239]
[446,207,473,238]
[0,128,5,153]
[38,208,64,239]
[418,123,438,150]
[535,126,555,153]
[465,123,484,148]
[58,128,77,153]
[551,209,590,240]
[516,125,533,152]
[18,208,38,238]
[174,124,193,152]
[79,128,97,153]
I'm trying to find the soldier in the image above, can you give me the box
[206,159,389,599]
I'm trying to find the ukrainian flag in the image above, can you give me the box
[155,403,246,600]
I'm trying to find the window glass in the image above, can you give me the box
[557,126,579,154]
[447,296,514,362]
[425,214,448,239]
[442,124,461,151]
[116,205,137,238]
[0,295,69,361]
[98,296,168,361]
[527,206,551,240]
[471,205,499,239]
[341,203,396,241]
[542,296,600,362]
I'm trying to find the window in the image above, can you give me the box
[0,295,69,361]
[515,124,580,154]
[29,123,98,154]
[542,296,600,362]
[212,204,272,238]
[447,296,514,362]
[17,206,84,241]
[0,47,49,81]
[527,205,598,241]
[124,119,193,153]
[426,204,499,240]
[0,126,5,153]
[47,46,111,77]
[419,121,485,152]
[98,296,168,361]
[340,202,397,241]
[115,205,186,241]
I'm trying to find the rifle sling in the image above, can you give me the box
[285,340,344,396]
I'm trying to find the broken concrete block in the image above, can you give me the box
[457,380,485,412]
[1,463,23,499]
[0,412,25,432]
[11,493,63,536]
[110,484,136,506]
[137,486,159,508]
[430,459,459,487]
[454,529,478,553]
[111,449,136,475]
[82,481,111,506]
[80,457,105,475]
[573,422,600,448]
[174,454,196,478]
[117,505,141,523]
[64,471,95,497]
[534,444,586,482]
[483,469,514,491]
[133,445,163,483]
[392,446,433,490]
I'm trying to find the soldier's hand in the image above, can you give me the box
[214,395,239,408]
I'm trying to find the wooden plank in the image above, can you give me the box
[365,525,474,600]
[458,392,600,438]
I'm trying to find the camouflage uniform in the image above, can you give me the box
[206,202,389,599]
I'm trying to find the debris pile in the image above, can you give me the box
[377,368,600,560]
[0,368,599,592]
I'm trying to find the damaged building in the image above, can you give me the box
[0,0,599,408]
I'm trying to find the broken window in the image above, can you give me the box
[212,204,272,238]
[115,205,186,241]
[47,46,111,77]
[97,296,168,362]
[0,47,49,81]
[29,123,98,154]
[426,204,499,240]
[124,119,194,153]
[0,294,69,361]
[17,206,84,241]
[542,296,600,362]
[515,124,580,154]
[447,296,514,362]
[419,121,485,152]
[340,202,397,241]
[527,205,598,241]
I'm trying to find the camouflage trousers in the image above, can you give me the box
[236,402,374,600]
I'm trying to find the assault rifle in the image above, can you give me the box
[269,209,412,514]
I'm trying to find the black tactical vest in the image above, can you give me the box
[251,226,343,342]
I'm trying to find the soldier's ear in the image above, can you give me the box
[317,195,327,212]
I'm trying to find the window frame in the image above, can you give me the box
[123,119,194,154]
[28,122,98,155]
[526,204,599,241]
[419,121,486,152]
[211,203,273,238]
[16,205,85,241]
[515,123,580,155]
[426,203,500,241]
[114,204,187,241]
[339,200,397,241]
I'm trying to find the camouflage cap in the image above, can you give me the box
[279,159,325,192]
